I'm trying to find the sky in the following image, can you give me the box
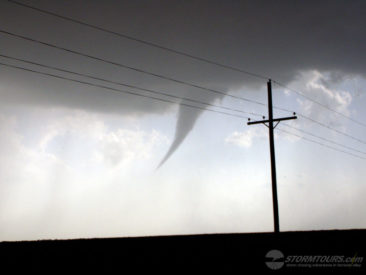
[1,0,366,241]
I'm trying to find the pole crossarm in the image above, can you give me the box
[247,116,297,125]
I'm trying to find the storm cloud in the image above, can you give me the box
[1,0,365,165]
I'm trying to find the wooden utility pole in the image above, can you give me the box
[247,79,297,233]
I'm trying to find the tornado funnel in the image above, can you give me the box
[157,103,203,168]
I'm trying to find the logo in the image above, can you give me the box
[265,250,285,270]
[264,250,363,269]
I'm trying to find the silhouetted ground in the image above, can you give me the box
[1,229,365,273]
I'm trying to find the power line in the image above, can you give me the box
[3,60,364,161]
[247,93,366,145]
[8,0,366,130]
[7,0,269,81]
[298,114,366,145]
[7,53,365,157]
[3,31,364,146]
[276,127,366,160]
[0,54,264,118]
[281,123,366,156]
[0,61,252,120]
[273,80,366,128]
[2,30,364,146]
[0,29,274,111]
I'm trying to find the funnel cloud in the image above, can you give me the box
[158,103,204,168]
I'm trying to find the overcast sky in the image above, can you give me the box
[1,0,366,241]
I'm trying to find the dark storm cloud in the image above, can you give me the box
[1,0,365,108]
[0,0,365,164]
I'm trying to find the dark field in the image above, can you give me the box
[1,229,365,273]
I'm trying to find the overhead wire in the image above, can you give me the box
[2,60,365,161]
[0,61,253,120]
[298,114,366,145]
[7,0,269,81]
[276,127,366,160]
[1,29,365,147]
[0,54,264,118]
[281,123,366,156]
[8,0,366,129]
[0,29,275,111]
[1,6,365,149]
[273,80,366,128]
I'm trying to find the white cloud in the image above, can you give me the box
[225,126,299,148]
[39,110,107,151]
[0,114,73,237]
[274,70,356,144]
[95,128,167,167]
[294,70,352,126]
[0,110,170,240]
[36,110,168,168]
[225,127,267,148]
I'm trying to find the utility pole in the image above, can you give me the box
[247,79,297,233]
